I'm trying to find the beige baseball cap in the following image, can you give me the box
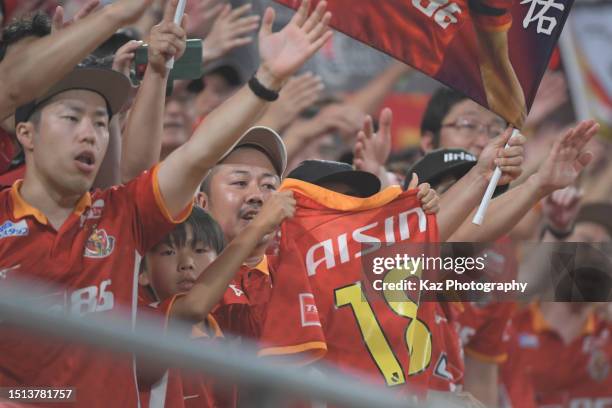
[221,126,287,177]
[15,66,130,124]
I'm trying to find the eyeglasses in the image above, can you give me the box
[441,118,506,138]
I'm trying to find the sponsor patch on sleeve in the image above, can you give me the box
[0,220,28,239]
[299,293,321,327]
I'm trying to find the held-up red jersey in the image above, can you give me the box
[275,0,513,75]
[0,165,191,408]
[260,180,445,396]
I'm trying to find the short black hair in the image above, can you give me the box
[200,167,219,196]
[420,87,469,149]
[156,206,224,254]
[0,11,51,61]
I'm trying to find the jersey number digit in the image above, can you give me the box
[412,0,462,29]
[334,264,432,386]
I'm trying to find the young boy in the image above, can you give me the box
[137,191,295,408]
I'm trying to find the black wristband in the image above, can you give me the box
[249,75,280,101]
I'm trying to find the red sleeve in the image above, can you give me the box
[460,302,515,363]
[109,165,192,254]
[469,0,513,32]
[137,296,181,332]
[258,239,327,364]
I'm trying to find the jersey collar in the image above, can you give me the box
[243,255,270,276]
[10,180,92,225]
[530,302,597,336]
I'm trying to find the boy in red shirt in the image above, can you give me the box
[137,195,295,408]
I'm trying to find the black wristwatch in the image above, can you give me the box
[249,75,280,101]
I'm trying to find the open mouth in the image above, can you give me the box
[240,210,259,221]
[74,151,96,173]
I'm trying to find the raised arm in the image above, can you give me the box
[438,129,525,242]
[157,0,333,218]
[345,61,412,116]
[449,120,599,242]
[171,192,295,322]
[121,0,186,182]
[0,0,152,120]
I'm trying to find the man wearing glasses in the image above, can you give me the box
[421,87,507,157]
[419,86,597,243]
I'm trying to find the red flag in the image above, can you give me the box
[275,0,575,128]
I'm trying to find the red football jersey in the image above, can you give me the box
[212,257,272,340]
[0,165,191,408]
[457,301,514,363]
[138,296,186,408]
[260,180,443,397]
[501,304,612,408]
[276,0,513,75]
[424,302,465,392]
[138,295,232,408]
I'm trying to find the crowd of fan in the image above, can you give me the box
[0,1,611,407]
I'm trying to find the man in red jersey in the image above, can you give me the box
[0,0,333,405]
[501,200,612,408]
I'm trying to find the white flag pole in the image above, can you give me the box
[166,0,187,70]
[472,128,520,225]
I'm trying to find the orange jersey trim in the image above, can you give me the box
[281,179,404,211]
[465,347,508,364]
[246,255,270,276]
[258,341,327,366]
[10,180,91,225]
[191,315,224,339]
[530,303,597,336]
[151,164,192,224]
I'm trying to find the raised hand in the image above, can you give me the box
[147,0,187,76]
[316,102,364,140]
[259,72,324,130]
[406,173,439,214]
[51,0,100,33]
[203,3,260,63]
[353,108,392,178]
[184,0,225,39]
[542,185,582,234]
[532,120,599,195]
[257,0,333,89]
[251,191,297,235]
[112,40,142,78]
[475,128,526,185]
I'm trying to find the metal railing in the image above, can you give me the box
[0,279,463,407]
